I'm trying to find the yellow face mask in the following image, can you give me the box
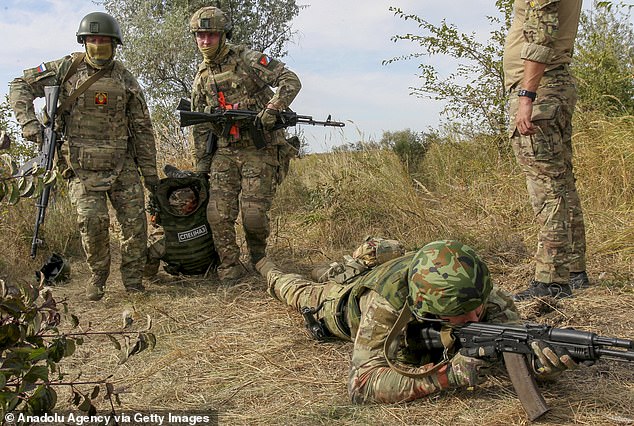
[197,34,228,64]
[85,42,114,68]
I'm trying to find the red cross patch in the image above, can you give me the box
[95,92,108,105]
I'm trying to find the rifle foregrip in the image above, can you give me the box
[503,352,550,421]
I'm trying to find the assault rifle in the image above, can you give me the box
[177,98,345,150]
[419,321,634,420]
[19,86,61,258]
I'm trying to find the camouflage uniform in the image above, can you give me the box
[9,53,158,297]
[259,241,520,403]
[503,0,586,289]
[191,42,301,280]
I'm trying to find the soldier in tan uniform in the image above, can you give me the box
[256,240,576,403]
[189,6,302,283]
[9,12,159,301]
[504,0,589,301]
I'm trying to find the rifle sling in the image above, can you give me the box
[58,58,109,114]
[382,306,451,379]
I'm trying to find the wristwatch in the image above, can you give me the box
[518,89,537,101]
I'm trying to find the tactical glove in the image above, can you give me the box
[446,353,492,388]
[531,340,577,380]
[143,175,159,195]
[256,108,279,131]
[22,120,43,147]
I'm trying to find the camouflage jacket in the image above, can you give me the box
[503,0,582,91]
[9,53,157,186]
[190,43,301,172]
[347,285,519,403]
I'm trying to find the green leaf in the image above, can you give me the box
[27,346,48,362]
[90,385,100,399]
[19,176,36,197]
[0,324,21,348]
[70,314,80,328]
[7,180,20,205]
[23,365,49,383]
[0,181,6,203]
[106,334,121,351]
[78,396,91,412]
[43,169,58,186]
[64,339,76,357]
[1,153,18,176]
[48,338,65,363]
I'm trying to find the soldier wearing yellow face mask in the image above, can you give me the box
[189,6,302,283]
[9,12,159,301]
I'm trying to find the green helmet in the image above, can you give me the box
[37,253,71,285]
[407,240,492,319]
[76,12,123,45]
[190,6,233,38]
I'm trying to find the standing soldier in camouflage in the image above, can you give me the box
[9,12,159,301]
[189,6,301,283]
[255,240,576,402]
[504,0,589,301]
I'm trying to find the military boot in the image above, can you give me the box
[124,280,146,294]
[569,271,590,290]
[512,280,572,302]
[217,262,248,284]
[86,273,107,301]
[255,257,278,278]
[143,259,160,278]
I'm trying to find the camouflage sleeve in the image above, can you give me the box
[8,56,69,128]
[191,70,215,173]
[348,291,450,404]
[483,285,521,324]
[122,66,157,179]
[244,49,301,110]
[521,0,560,63]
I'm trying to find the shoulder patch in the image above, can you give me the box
[36,63,47,73]
[258,55,272,67]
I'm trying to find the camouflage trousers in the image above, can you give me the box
[266,266,355,341]
[207,144,278,271]
[510,68,587,284]
[68,159,148,288]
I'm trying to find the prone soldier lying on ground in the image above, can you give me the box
[255,239,601,419]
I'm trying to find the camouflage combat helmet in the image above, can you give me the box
[76,12,123,45]
[190,6,233,38]
[407,240,492,319]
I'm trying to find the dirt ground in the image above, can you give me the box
[42,241,634,426]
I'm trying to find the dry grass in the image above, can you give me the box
[2,113,634,425]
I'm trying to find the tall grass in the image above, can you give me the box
[273,113,634,280]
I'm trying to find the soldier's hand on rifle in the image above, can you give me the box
[530,340,577,380]
[447,352,492,388]
[255,106,279,131]
[143,175,159,195]
[22,120,44,147]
